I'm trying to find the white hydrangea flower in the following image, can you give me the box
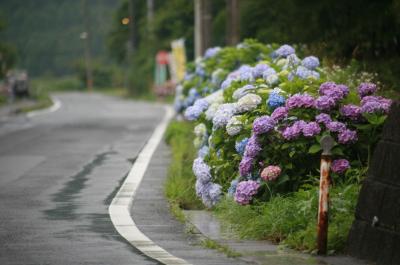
[236,93,262,113]
[205,103,221,120]
[266,74,279,86]
[194,123,207,137]
[212,103,238,129]
[276,58,287,67]
[226,115,243,136]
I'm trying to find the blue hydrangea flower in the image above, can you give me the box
[295,66,312,79]
[262,68,277,79]
[286,54,301,66]
[221,78,233,90]
[189,88,199,98]
[252,63,270,78]
[198,145,209,159]
[184,105,202,121]
[192,157,212,184]
[275,44,295,57]
[193,98,209,111]
[235,138,249,156]
[227,179,239,197]
[204,47,221,59]
[302,56,320,70]
[195,65,206,77]
[267,92,286,109]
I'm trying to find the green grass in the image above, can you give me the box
[163,120,361,254]
[200,238,242,258]
[164,121,204,211]
[214,184,360,253]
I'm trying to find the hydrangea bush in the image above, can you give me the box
[175,41,392,208]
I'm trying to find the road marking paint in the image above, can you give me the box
[109,106,192,265]
[27,96,62,118]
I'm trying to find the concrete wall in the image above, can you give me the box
[347,101,400,265]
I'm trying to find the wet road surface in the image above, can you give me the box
[0,93,164,265]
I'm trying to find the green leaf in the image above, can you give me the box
[331,147,344,156]
[308,144,322,154]
[289,151,296,157]
[281,143,291,150]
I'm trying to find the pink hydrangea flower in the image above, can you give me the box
[261,165,282,181]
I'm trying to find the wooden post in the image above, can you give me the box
[317,135,334,255]
[194,0,212,58]
[82,0,93,91]
[226,0,240,46]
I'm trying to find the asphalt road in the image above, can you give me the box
[0,93,164,265]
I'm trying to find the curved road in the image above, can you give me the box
[0,93,164,265]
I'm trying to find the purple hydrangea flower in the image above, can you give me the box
[361,96,392,114]
[302,122,321,137]
[275,44,295,57]
[319,82,336,95]
[286,93,315,109]
[302,56,320,70]
[267,92,286,109]
[331,159,350,174]
[271,106,288,121]
[340,104,362,120]
[204,47,221,59]
[315,96,336,110]
[239,156,254,177]
[252,115,276,135]
[234,180,260,205]
[338,129,358,144]
[326,121,346,132]
[243,135,262,158]
[358,82,377,98]
[281,120,306,140]
[315,113,332,124]
[337,84,350,97]
[235,138,249,156]
[319,82,348,101]
[193,158,212,183]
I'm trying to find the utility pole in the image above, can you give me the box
[226,0,240,46]
[194,0,211,58]
[147,0,154,38]
[82,0,93,91]
[128,0,136,54]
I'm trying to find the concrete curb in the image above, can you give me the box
[109,105,192,265]
[26,96,62,118]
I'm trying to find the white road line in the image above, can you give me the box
[26,96,62,118]
[109,106,191,265]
